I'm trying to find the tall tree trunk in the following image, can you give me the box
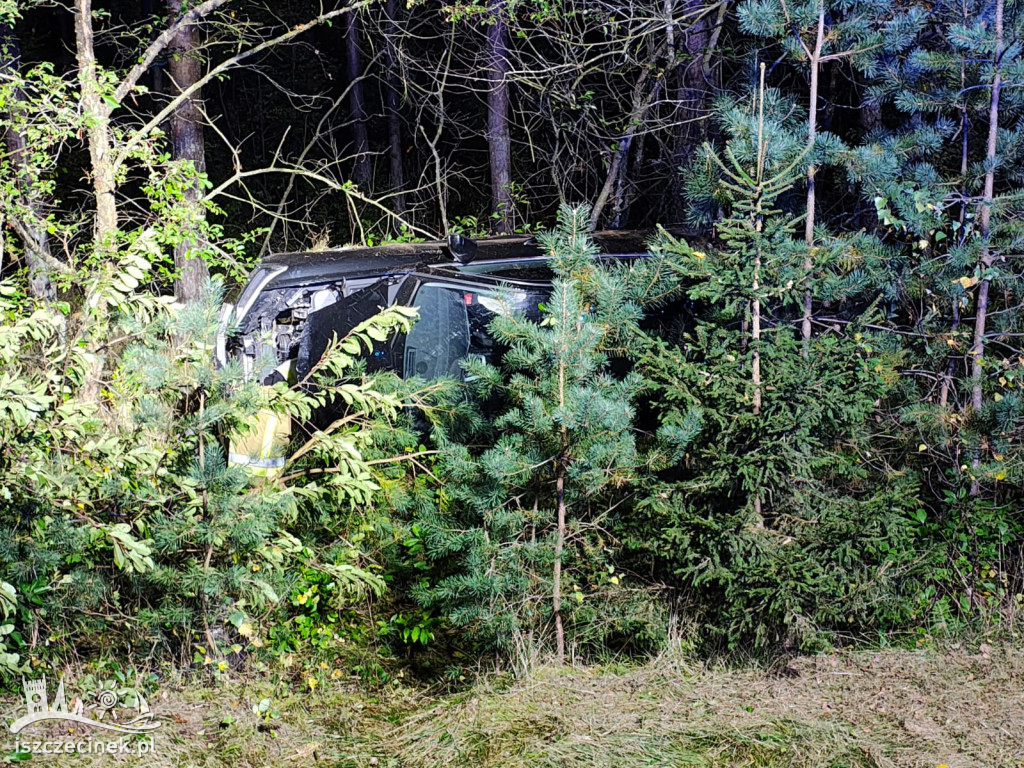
[751,220,763,521]
[801,5,824,351]
[553,301,569,664]
[486,0,513,234]
[76,0,117,250]
[591,72,666,229]
[668,0,727,222]
[752,63,767,417]
[669,0,706,187]
[752,244,762,418]
[167,0,209,304]
[384,0,406,223]
[969,0,1003,493]
[680,0,708,144]
[751,63,766,522]
[345,9,371,189]
[0,21,55,300]
[141,0,164,93]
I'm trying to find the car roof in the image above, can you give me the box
[260,230,666,286]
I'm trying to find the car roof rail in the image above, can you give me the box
[447,233,478,264]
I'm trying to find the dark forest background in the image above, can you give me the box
[7,0,887,255]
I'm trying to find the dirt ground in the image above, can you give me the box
[1,642,1021,767]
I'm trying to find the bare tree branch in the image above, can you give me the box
[113,0,231,105]
[205,166,438,240]
[115,2,375,171]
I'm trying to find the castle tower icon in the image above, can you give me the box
[22,677,48,715]
[20,677,68,716]
[9,674,158,735]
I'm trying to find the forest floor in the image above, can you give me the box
[2,641,1022,768]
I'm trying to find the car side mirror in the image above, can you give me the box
[447,233,478,264]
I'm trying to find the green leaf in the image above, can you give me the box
[0,581,16,621]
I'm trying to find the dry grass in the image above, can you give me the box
[2,642,1022,767]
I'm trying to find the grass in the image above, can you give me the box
[2,642,1022,767]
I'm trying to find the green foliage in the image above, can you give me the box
[409,205,665,658]
[5,0,1024,677]
[379,610,440,647]
[844,0,1024,622]
[738,0,924,71]
[629,82,928,649]
[0,273,414,668]
[268,551,385,658]
[0,579,18,674]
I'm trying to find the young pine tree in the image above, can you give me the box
[853,0,1024,465]
[633,70,923,649]
[847,0,1024,618]
[412,205,660,663]
[738,0,925,345]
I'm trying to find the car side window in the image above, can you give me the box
[404,284,472,380]
[403,283,546,381]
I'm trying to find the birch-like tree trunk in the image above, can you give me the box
[751,63,767,521]
[801,4,824,351]
[969,0,1003,493]
[74,0,118,400]
[75,0,117,256]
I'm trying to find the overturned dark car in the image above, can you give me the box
[216,230,680,473]
[216,231,657,388]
